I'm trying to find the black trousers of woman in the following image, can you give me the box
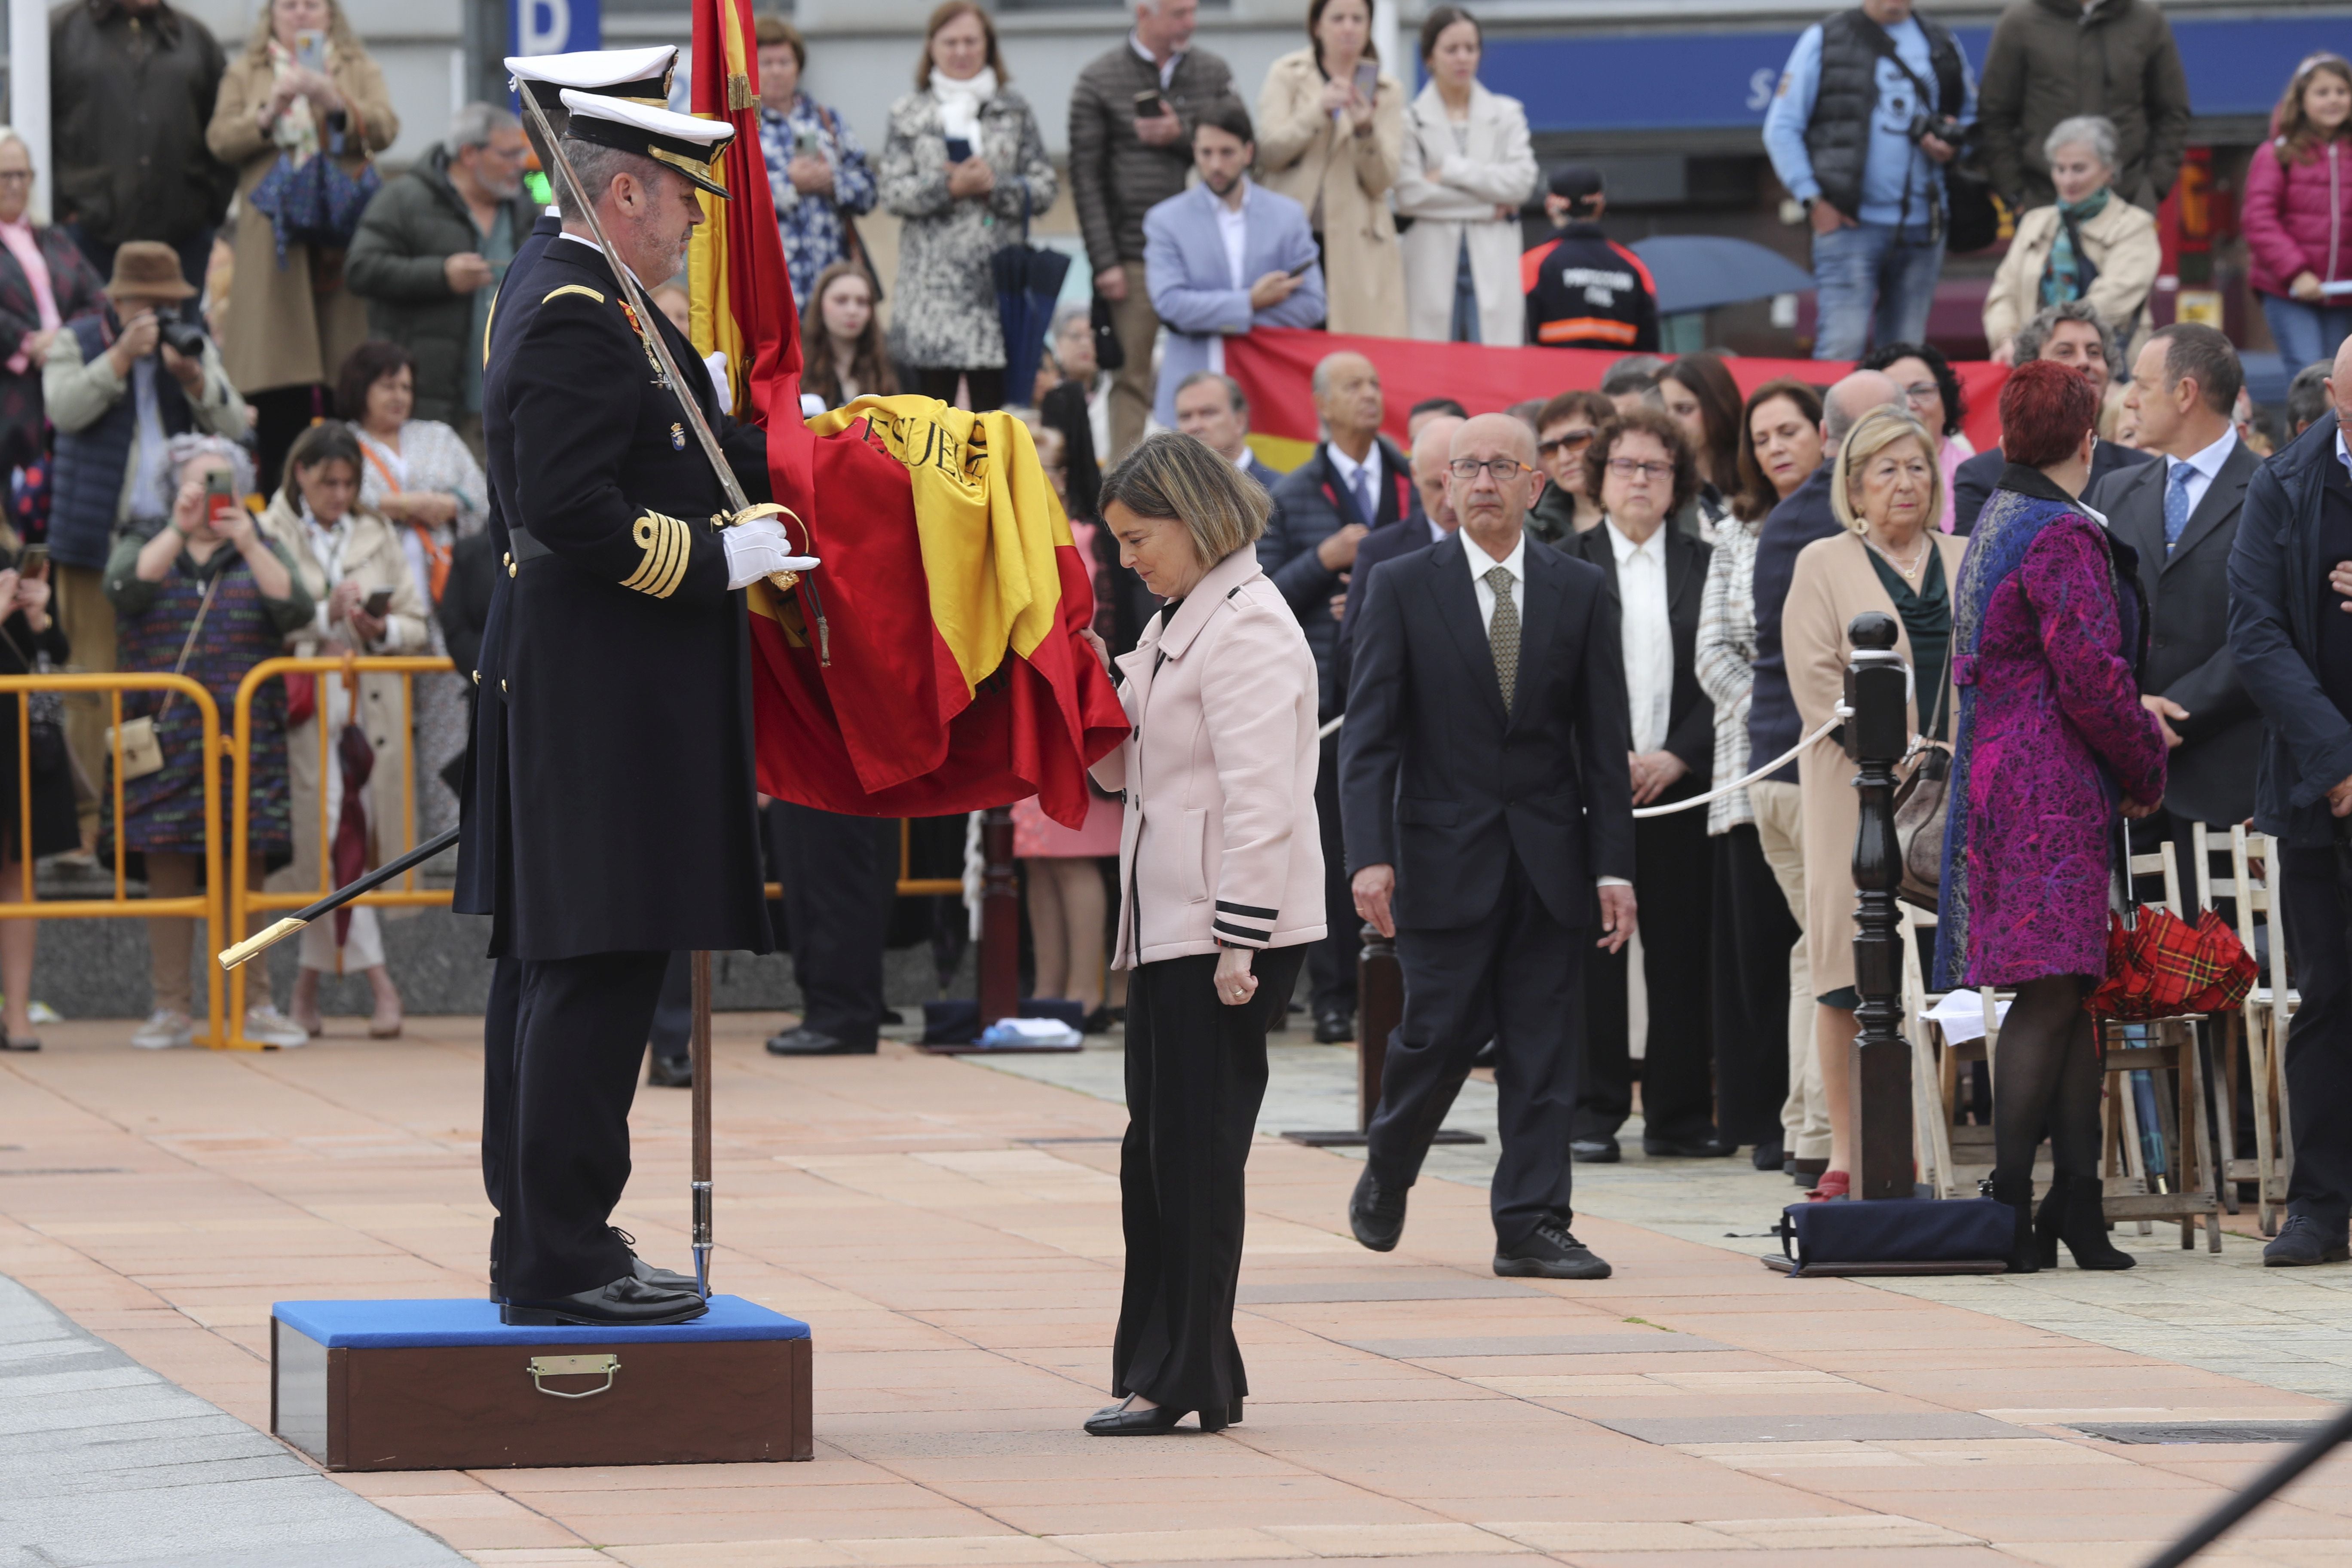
[1114,941,1308,1417]
[1990,973,2130,1269]
[911,365,1005,413]
[1711,824,1799,1147]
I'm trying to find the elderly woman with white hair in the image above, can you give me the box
[104,435,318,1050]
[1984,115,2160,365]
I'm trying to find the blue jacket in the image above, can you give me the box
[1762,12,1976,229]
[1260,439,1423,719]
[1746,465,1842,784]
[1142,180,1324,428]
[2227,416,2352,848]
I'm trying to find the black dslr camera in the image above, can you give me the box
[158,310,208,359]
[1907,111,1966,149]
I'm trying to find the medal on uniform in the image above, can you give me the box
[671,423,686,450]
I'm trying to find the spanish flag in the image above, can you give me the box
[686,0,1125,827]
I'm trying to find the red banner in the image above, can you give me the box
[1225,328,2011,460]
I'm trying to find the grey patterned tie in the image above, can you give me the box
[1486,565,1519,708]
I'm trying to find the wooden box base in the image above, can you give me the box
[271,1296,812,1471]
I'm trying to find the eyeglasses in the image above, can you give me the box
[1606,457,1673,480]
[0,172,32,186]
[1449,457,1529,482]
[1900,380,1941,404]
[1537,430,1595,456]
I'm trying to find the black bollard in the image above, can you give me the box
[1281,921,1481,1147]
[1844,611,1915,1202]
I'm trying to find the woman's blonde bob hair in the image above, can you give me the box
[1099,432,1271,567]
[1828,405,1943,534]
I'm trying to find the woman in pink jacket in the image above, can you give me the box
[1078,433,1325,1437]
[2245,53,2352,369]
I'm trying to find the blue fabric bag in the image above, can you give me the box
[247,137,379,266]
[1773,1197,2014,1276]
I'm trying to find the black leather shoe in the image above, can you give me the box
[1569,1137,1620,1164]
[1751,1137,1785,1172]
[1470,1038,1498,1069]
[1495,1217,1612,1280]
[1643,1135,1738,1159]
[647,1054,692,1087]
[1311,1008,1355,1044]
[1789,1157,1829,1186]
[501,1274,710,1327]
[1084,1396,1187,1436]
[1349,1166,1406,1251]
[765,1026,876,1056]
[2264,1215,2352,1267]
[612,1227,700,1294]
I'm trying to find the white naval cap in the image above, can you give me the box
[559,89,738,199]
[507,46,678,139]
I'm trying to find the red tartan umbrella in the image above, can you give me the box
[2088,905,2257,1021]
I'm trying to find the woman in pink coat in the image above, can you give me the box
[2245,53,2352,369]
[1078,433,1325,1438]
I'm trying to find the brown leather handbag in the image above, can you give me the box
[1890,673,1951,910]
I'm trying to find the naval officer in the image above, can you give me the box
[466,89,815,1328]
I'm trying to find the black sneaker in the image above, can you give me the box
[2263,1214,2352,1267]
[1495,1217,1612,1280]
[1348,1166,1406,1251]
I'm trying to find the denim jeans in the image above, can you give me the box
[2260,293,2352,374]
[1811,221,1943,361]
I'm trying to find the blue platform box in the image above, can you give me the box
[271,1296,812,1470]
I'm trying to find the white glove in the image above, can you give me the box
[722,511,821,590]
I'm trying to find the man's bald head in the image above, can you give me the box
[2328,337,2352,441]
[1411,414,1465,533]
[1448,413,1540,551]
[1824,369,1904,449]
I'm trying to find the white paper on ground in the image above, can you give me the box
[1925,989,2011,1044]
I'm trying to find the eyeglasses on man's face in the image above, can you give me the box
[1449,456,1529,482]
[0,171,33,186]
[1605,457,1672,481]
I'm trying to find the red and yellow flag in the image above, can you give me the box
[686,0,1124,826]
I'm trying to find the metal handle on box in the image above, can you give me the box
[527,1353,620,1399]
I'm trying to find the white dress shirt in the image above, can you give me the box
[1462,524,1525,632]
[1607,518,1674,755]
[1204,182,1252,376]
[2164,425,2238,522]
[1325,440,1384,526]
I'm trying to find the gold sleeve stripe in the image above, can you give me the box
[483,282,501,368]
[621,512,692,599]
[543,284,607,306]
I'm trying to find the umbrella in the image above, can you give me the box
[1626,235,1816,317]
[991,188,1070,407]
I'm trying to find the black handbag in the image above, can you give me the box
[1089,292,1124,374]
[1772,1197,2015,1276]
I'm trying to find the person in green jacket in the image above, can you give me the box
[343,103,533,452]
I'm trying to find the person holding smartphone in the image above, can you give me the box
[753,16,879,303]
[1254,0,1406,337]
[259,420,428,1040]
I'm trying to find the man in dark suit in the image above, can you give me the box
[1953,300,2153,532]
[2226,337,2352,1268]
[1171,370,1283,493]
[1262,351,1423,1042]
[1333,412,1461,700]
[1568,408,1721,1161]
[2091,322,2260,910]
[1340,413,1636,1280]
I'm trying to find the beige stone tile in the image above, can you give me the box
[833,1538,1091,1566]
[1699,1514,1981,1549]
[1260,1523,1526,1556]
[599,1544,857,1568]
[1479,1521,1740,1552]
[1047,1528,1304,1562]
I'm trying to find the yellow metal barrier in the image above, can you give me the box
[226,655,457,1047]
[0,672,229,1047]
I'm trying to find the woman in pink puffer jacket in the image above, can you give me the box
[2245,53,2352,370]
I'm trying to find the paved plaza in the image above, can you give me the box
[4,1013,2352,1567]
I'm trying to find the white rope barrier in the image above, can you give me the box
[1311,707,1852,820]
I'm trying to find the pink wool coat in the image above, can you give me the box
[2243,136,2352,300]
[1090,542,1327,968]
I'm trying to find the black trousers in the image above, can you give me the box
[771,800,897,1047]
[2276,845,2352,1232]
[1115,942,1306,1414]
[1578,808,1715,1145]
[648,950,692,1062]
[1304,732,1358,1018]
[1367,857,1583,1249]
[911,365,1006,413]
[482,949,670,1299]
[1711,824,1798,1145]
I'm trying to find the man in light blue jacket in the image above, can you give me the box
[1143,98,1325,429]
[1761,0,1975,360]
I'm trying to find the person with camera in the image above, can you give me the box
[1761,0,1975,361]
[43,240,248,857]
[754,16,879,304]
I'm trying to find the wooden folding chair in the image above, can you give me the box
[2226,826,2295,1235]
[2102,839,2223,1252]
[1899,903,1962,1197]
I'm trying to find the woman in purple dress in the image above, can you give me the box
[1936,359,2168,1273]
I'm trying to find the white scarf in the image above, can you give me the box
[931,65,998,144]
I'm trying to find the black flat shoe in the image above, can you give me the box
[1081,1007,1115,1035]
[1751,1137,1785,1172]
[1643,1135,1737,1159]
[1311,1008,1355,1044]
[1349,1166,1406,1251]
[501,1274,709,1327]
[647,1054,692,1087]
[1569,1137,1620,1164]
[765,1026,876,1056]
[1084,1396,1186,1436]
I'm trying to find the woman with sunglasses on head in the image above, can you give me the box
[1524,388,1611,546]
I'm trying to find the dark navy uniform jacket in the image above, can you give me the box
[454,233,775,960]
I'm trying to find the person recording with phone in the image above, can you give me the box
[1255,0,1406,337]
[262,420,427,1041]
[753,16,878,303]
[45,241,248,855]
[106,436,315,1052]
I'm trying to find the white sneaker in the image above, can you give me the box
[131,1009,193,1050]
[244,1005,310,1049]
